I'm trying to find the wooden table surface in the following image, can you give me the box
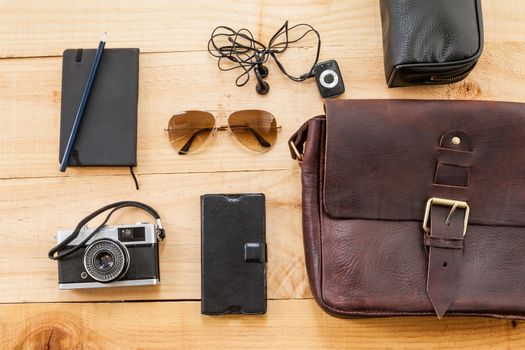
[1,1,525,349]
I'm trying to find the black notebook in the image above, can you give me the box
[59,48,139,166]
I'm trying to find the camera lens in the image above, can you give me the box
[94,251,115,271]
[83,239,130,283]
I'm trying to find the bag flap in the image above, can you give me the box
[323,99,525,227]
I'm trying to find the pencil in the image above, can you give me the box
[59,32,107,172]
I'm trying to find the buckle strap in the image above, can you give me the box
[423,198,469,318]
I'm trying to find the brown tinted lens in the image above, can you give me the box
[168,111,215,154]
[228,110,278,152]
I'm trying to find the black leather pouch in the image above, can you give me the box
[200,193,267,315]
[379,0,483,87]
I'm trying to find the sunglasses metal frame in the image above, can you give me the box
[166,110,281,154]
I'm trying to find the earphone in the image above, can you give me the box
[208,21,322,96]
[254,64,270,95]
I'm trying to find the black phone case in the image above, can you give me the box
[200,193,267,315]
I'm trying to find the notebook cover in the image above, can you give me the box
[200,194,267,315]
[59,48,139,167]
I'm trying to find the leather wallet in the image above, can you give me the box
[200,194,267,315]
[289,99,525,319]
[379,0,483,87]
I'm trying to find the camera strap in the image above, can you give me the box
[48,201,165,261]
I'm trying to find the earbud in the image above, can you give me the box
[254,66,269,95]
[257,63,268,78]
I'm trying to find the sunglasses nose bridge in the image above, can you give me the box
[216,125,232,137]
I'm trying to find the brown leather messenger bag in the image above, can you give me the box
[289,99,525,319]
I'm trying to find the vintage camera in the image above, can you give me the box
[313,60,345,98]
[56,223,160,289]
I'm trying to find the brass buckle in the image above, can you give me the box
[422,197,470,236]
[289,140,303,161]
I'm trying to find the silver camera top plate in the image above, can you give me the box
[56,223,156,246]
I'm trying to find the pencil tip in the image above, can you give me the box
[101,32,108,42]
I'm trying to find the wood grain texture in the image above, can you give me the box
[1,300,524,350]
[2,0,525,348]
[0,0,378,58]
[1,0,524,58]
[2,42,525,179]
[0,169,308,303]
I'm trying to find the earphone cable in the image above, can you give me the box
[208,21,322,87]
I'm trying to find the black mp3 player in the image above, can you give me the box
[313,59,345,98]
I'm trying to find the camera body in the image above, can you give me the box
[56,223,160,289]
[313,60,345,98]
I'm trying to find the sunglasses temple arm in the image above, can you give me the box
[248,128,272,147]
[178,128,214,155]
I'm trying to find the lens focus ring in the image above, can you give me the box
[83,239,129,283]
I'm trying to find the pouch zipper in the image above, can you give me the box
[430,65,476,82]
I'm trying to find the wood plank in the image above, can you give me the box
[0,0,377,58]
[2,41,524,180]
[0,169,308,303]
[1,0,523,59]
[1,299,524,349]
[0,0,261,58]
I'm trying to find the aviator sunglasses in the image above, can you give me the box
[167,110,281,154]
